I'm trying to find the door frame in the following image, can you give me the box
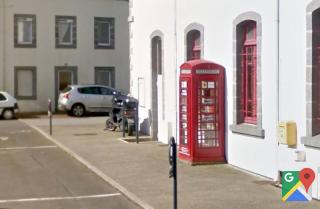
[54,66,78,109]
[151,68,158,140]
[150,34,163,140]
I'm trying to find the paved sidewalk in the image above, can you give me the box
[21,116,320,209]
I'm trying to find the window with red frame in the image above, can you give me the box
[312,9,320,135]
[187,30,201,60]
[241,21,257,124]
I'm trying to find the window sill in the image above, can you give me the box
[14,44,36,48]
[229,123,265,138]
[301,135,320,148]
[94,46,114,49]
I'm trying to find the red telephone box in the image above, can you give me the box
[179,60,225,164]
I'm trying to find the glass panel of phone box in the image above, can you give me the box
[198,80,219,148]
[180,81,188,145]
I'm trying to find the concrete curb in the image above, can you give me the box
[20,119,154,209]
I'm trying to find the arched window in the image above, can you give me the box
[186,30,201,60]
[240,21,257,124]
[230,12,264,138]
[150,35,162,139]
[312,8,320,135]
[302,1,320,145]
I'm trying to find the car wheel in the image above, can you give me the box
[2,109,14,120]
[106,119,116,131]
[72,104,85,117]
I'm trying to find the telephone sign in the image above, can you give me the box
[195,69,220,74]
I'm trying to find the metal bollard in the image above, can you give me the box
[122,104,126,138]
[135,101,139,144]
[48,99,52,136]
[169,137,177,209]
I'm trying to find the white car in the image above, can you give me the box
[58,84,119,117]
[0,91,19,120]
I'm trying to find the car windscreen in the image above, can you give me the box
[0,93,7,101]
[61,86,72,93]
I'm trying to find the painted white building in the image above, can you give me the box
[130,0,320,199]
[0,0,129,112]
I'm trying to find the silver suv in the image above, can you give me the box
[58,84,119,117]
[0,91,19,119]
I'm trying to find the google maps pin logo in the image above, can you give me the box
[299,168,315,193]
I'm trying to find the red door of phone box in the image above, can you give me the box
[179,60,225,164]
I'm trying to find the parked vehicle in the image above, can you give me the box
[106,94,138,136]
[58,84,120,117]
[0,91,19,120]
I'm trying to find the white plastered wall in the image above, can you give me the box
[278,0,320,199]
[130,0,176,143]
[277,0,308,173]
[131,0,320,198]
[176,0,278,179]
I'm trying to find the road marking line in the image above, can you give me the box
[0,145,57,151]
[9,130,32,135]
[19,130,32,133]
[0,193,121,203]
[0,137,8,141]
[118,138,129,144]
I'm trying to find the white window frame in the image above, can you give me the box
[96,20,111,47]
[17,17,33,44]
[94,17,114,49]
[57,18,74,45]
[14,14,36,48]
[94,67,115,88]
[14,67,37,100]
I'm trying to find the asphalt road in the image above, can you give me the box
[0,120,141,209]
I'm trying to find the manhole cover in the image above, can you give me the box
[73,133,98,136]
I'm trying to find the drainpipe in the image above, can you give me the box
[275,0,280,182]
[174,0,178,140]
[1,0,5,90]
[276,0,280,123]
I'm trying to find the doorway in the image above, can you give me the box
[55,67,77,109]
[151,36,162,140]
